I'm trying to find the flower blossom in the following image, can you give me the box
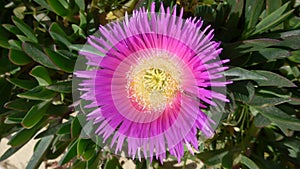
[74,3,230,163]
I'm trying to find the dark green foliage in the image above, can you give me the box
[0,0,299,168]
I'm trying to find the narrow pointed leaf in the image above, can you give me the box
[30,66,52,86]
[47,0,70,16]
[252,70,296,87]
[254,106,300,131]
[9,49,32,65]
[59,140,78,166]
[225,67,267,81]
[44,48,75,73]
[17,86,56,100]
[26,135,54,169]
[4,99,39,112]
[252,2,294,35]
[46,81,72,93]
[12,16,38,43]
[22,42,59,70]
[240,155,259,169]
[21,101,50,129]
[7,78,37,90]
[8,118,48,147]
[245,0,264,30]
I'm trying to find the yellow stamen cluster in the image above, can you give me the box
[126,53,182,112]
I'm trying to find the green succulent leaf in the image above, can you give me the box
[30,66,52,86]
[47,0,71,16]
[46,81,72,93]
[0,145,24,162]
[12,16,38,43]
[8,49,32,65]
[225,67,267,81]
[240,155,259,169]
[4,99,40,112]
[8,118,48,147]
[7,78,38,90]
[252,2,294,35]
[252,70,296,87]
[44,48,75,73]
[17,86,56,100]
[49,22,72,47]
[22,42,59,70]
[254,106,300,132]
[245,0,264,32]
[26,135,54,169]
[21,100,51,129]
[59,140,78,166]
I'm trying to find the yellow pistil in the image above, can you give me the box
[126,53,182,112]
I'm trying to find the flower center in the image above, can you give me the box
[126,52,182,112]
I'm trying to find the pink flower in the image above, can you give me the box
[74,3,230,163]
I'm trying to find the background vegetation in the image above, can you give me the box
[0,0,300,168]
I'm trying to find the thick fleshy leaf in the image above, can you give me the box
[26,135,54,169]
[252,70,296,87]
[47,0,70,16]
[266,0,282,15]
[249,95,291,107]
[240,155,259,169]
[8,39,22,50]
[34,0,53,11]
[282,138,300,158]
[8,49,32,65]
[71,116,82,138]
[59,140,78,166]
[49,23,72,47]
[252,2,294,35]
[222,149,240,168]
[0,25,10,49]
[254,106,300,131]
[12,16,38,43]
[276,36,300,50]
[30,65,52,86]
[57,122,71,134]
[22,42,59,70]
[69,44,104,56]
[2,24,23,35]
[225,67,267,81]
[8,118,48,147]
[75,0,85,10]
[17,86,56,100]
[77,139,95,161]
[257,48,290,60]
[7,78,37,90]
[46,81,72,93]
[245,0,264,31]
[72,160,87,169]
[5,111,26,124]
[4,99,39,112]
[21,101,50,129]
[0,145,24,162]
[222,38,281,59]
[44,48,75,73]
